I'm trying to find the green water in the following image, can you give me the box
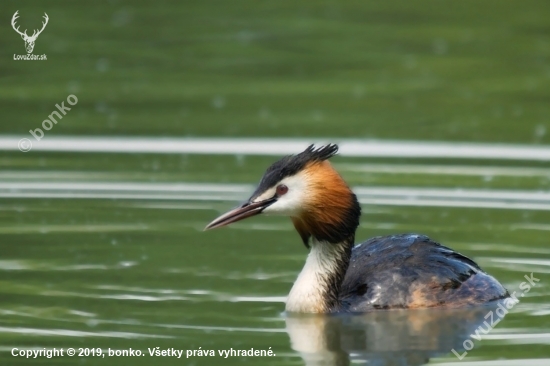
[1,1,550,365]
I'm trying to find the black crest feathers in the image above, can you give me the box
[251,144,339,197]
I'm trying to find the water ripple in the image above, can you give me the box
[3,136,550,161]
[0,260,137,271]
[0,326,171,339]
[2,181,550,211]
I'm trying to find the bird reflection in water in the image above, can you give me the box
[285,302,504,366]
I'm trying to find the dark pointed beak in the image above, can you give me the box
[204,197,277,230]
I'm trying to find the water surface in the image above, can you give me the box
[1,149,549,365]
[2,0,550,365]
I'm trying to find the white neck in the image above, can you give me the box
[285,240,348,313]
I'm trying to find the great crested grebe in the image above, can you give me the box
[205,144,508,313]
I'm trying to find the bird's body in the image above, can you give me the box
[205,144,509,313]
[284,234,507,313]
[339,234,507,312]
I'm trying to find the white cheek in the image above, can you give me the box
[262,175,308,216]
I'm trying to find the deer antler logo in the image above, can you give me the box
[11,10,49,54]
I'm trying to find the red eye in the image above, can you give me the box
[276,184,288,195]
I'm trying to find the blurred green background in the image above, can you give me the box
[1,1,549,365]
[2,0,549,141]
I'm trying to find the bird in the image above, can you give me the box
[204,144,509,313]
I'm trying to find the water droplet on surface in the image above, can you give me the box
[96,58,109,72]
[433,38,448,55]
[212,96,226,109]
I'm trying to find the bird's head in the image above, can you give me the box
[204,144,361,246]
